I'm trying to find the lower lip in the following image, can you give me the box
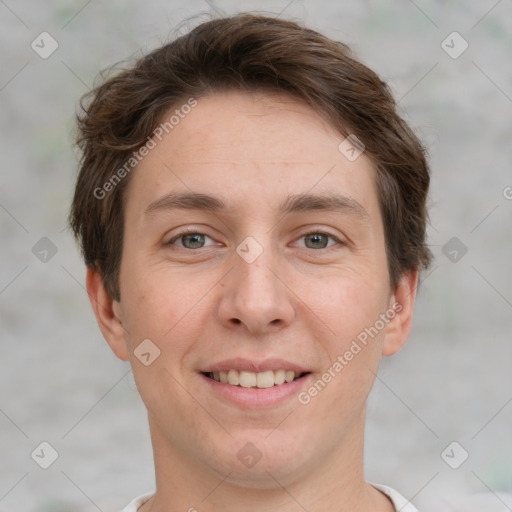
[199,372,313,409]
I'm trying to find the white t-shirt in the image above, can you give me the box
[120,484,419,511]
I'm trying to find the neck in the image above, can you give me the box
[140,409,394,512]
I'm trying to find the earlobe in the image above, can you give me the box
[86,266,129,361]
[382,270,419,357]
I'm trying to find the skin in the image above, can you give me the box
[87,90,418,512]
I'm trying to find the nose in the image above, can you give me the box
[216,240,296,335]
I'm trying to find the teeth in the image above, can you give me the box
[227,369,239,385]
[209,369,304,388]
[274,369,286,385]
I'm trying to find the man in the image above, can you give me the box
[70,13,431,511]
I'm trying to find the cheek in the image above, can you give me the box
[301,273,389,406]
[120,261,194,339]
[308,272,389,348]
[119,263,212,385]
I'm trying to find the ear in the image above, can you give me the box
[382,269,419,357]
[86,266,129,361]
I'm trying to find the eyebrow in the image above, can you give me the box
[144,191,369,220]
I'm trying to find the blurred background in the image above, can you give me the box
[1,1,511,510]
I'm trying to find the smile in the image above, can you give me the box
[204,369,309,388]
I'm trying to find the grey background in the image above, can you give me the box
[1,1,511,511]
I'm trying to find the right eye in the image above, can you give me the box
[166,231,217,250]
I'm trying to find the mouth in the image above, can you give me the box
[202,369,311,389]
[198,358,313,408]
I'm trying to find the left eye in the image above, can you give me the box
[296,232,340,249]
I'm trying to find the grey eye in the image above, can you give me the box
[180,233,206,249]
[303,233,331,249]
[168,232,214,249]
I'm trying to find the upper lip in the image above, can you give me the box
[200,358,311,374]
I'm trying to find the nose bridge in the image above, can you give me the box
[217,233,295,332]
[235,234,282,306]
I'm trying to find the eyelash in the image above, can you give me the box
[166,229,343,251]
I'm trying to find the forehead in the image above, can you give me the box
[162,91,353,164]
[124,90,380,221]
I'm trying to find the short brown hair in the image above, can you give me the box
[70,13,432,301]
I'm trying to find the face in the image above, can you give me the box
[89,90,416,488]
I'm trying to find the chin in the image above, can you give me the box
[207,431,309,487]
